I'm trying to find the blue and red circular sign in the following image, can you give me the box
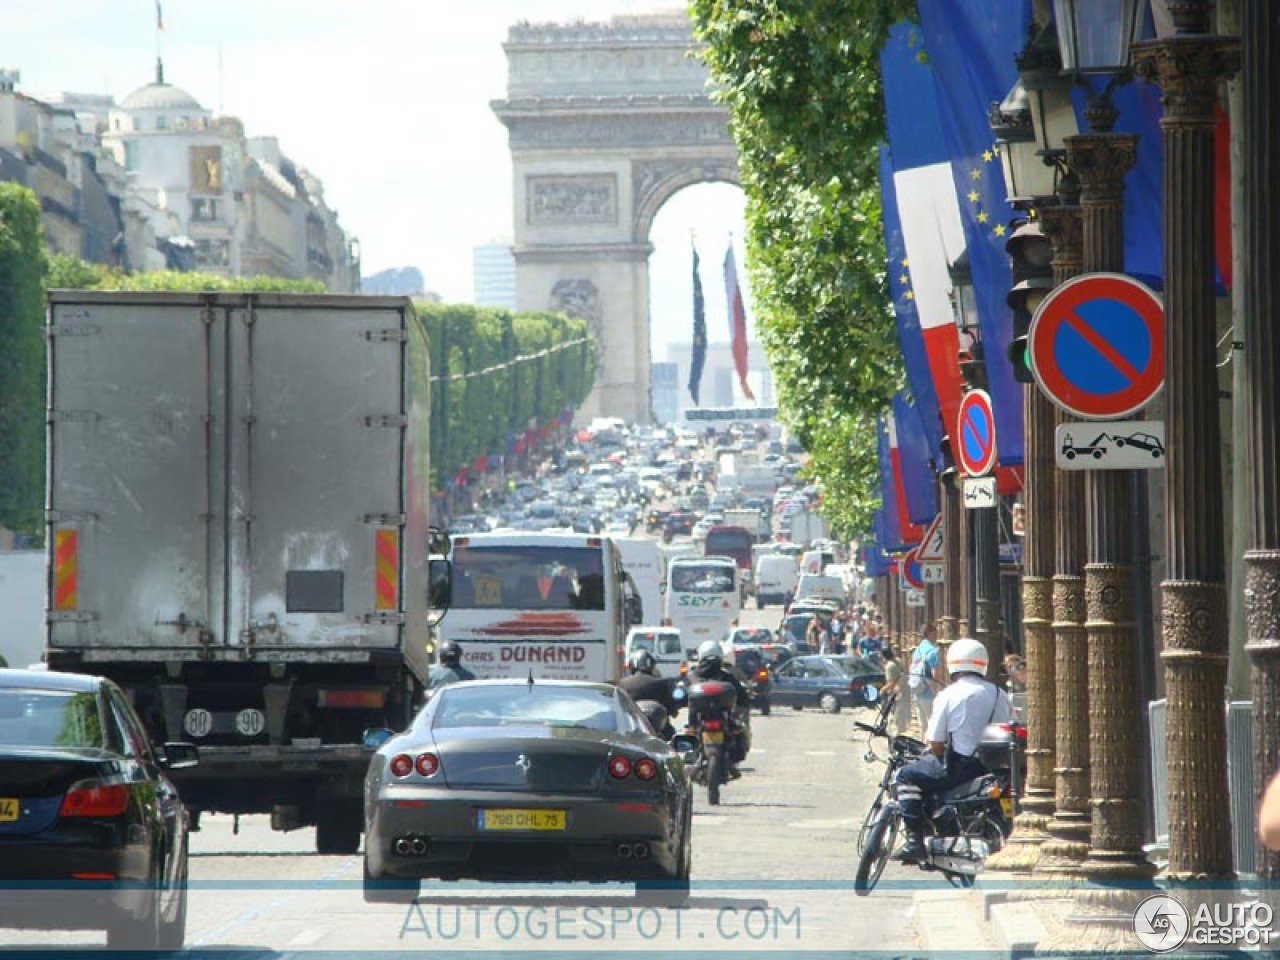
[956,389,997,478]
[1028,272,1164,420]
[902,547,925,590]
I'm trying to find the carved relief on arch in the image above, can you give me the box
[631,156,741,240]
[549,278,605,364]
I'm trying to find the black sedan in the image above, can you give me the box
[0,668,199,950]
[363,679,693,902]
[770,655,883,713]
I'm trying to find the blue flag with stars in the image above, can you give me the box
[916,0,1030,468]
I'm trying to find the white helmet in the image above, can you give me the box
[947,637,989,677]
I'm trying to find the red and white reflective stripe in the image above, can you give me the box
[375,528,398,611]
[53,529,78,610]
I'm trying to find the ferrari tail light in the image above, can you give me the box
[389,754,414,778]
[608,756,632,779]
[633,758,657,781]
[701,719,723,731]
[60,780,129,818]
[414,752,440,777]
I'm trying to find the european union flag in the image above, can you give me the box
[892,391,939,526]
[916,0,1030,467]
[688,246,706,406]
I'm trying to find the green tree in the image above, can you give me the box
[689,0,914,537]
[0,185,47,540]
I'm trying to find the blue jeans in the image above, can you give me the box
[894,752,987,833]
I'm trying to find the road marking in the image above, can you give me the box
[804,750,836,756]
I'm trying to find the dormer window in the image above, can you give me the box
[156,114,168,130]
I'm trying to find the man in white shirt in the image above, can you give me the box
[891,637,1014,864]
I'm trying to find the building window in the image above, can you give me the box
[191,198,219,222]
[131,116,141,132]
[156,114,167,130]
[124,141,138,172]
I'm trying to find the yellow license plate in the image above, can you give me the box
[1000,797,1014,817]
[701,730,725,744]
[0,798,17,822]
[478,809,566,831]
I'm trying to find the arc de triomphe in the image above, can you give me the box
[492,11,739,424]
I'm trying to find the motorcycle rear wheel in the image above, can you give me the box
[707,749,723,806]
[854,811,898,896]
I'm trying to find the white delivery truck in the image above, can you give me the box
[613,536,666,631]
[45,291,444,854]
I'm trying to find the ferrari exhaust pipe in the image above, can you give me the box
[394,837,412,856]
[616,843,633,859]
[632,842,650,859]
[410,837,428,856]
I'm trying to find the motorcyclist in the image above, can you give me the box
[427,641,476,690]
[618,650,682,736]
[891,637,1014,864]
[685,640,751,779]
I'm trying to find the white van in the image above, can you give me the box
[613,536,665,629]
[624,626,686,679]
[754,554,799,609]
[800,548,835,575]
[794,573,845,606]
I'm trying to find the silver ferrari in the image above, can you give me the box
[362,679,693,901]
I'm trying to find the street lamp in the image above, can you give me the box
[989,81,1057,205]
[1052,0,1145,75]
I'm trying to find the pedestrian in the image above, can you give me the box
[879,646,911,735]
[908,623,941,737]
[428,641,475,690]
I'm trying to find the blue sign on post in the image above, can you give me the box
[956,390,997,478]
[1028,273,1165,420]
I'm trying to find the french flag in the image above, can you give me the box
[724,245,756,402]
[880,25,966,460]
[887,412,926,546]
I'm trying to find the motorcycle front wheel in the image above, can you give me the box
[854,810,899,896]
[856,787,887,856]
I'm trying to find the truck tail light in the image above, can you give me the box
[317,689,386,709]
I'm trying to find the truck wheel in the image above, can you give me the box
[316,804,362,855]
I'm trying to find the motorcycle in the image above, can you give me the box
[671,679,749,806]
[852,696,1025,895]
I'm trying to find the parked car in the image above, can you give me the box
[770,655,881,714]
[363,680,693,901]
[0,668,199,950]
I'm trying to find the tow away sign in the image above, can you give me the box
[1055,420,1166,470]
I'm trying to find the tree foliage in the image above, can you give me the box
[45,253,325,293]
[418,302,594,491]
[689,0,914,537]
[0,184,47,540]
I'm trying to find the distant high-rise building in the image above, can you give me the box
[650,362,679,424]
[664,341,773,418]
[472,240,516,309]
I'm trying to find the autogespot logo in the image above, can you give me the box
[1133,894,1190,953]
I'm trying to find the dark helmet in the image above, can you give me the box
[628,649,657,676]
[695,639,723,678]
[440,641,463,668]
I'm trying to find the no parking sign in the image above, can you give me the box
[1028,273,1164,420]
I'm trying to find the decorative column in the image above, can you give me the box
[1239,0,1280,882]
[973,501,1003,670]
[1036,194,1092,875]
[1134,2,1240,882]
[1068,125,1154,884]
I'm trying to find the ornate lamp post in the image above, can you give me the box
[949,255,1000,673]
[1053,0,1157,893]
[1133,0,1239,882]
[987,85,1057,868]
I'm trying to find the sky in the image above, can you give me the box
[5,0,751,357]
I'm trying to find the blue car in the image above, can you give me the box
[770,655,883,714]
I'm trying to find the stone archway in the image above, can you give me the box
[492,11,739,423]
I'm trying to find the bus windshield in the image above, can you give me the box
[452,545,605,611]
[670,563,735,594]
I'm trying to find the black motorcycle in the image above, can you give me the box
[672,679,749,806]
[852,701,1024,895]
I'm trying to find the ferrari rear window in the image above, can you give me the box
[433,686,619,732]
